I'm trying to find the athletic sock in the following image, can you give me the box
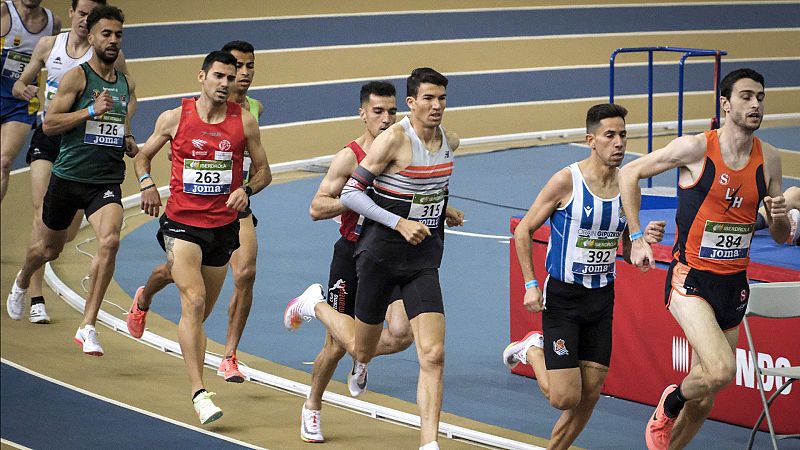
[755,212,768,230]
[663,384,687,418]
[192,389,207,401]
[30,296,45,306]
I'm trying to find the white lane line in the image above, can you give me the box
[0,358,265,450]
[445,229,510,240]
[0,438,33,450]
[127,29,800,62]
[123,3,800,28]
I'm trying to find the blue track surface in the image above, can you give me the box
[122,4,800,59]
[0,363,248,449]
[115,144,794,449]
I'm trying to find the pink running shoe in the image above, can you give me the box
[218,354,245,383]
[126,286,148,339]
[645,384,678,450]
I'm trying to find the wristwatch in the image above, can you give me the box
[242,185,253,197]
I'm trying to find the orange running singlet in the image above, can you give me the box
[672,130,767,275]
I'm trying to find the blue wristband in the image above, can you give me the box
[138,172,151,183]
[629,230,644,241]
[525,279,539,289]
[87,104,95,118]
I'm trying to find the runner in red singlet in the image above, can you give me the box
[133,50,271,425]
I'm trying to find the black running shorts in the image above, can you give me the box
[541,276,614,370]
[26,124,61,164]
[156,214,240,267]
[41,175,121,231]
[327,237,401,318]
[665,260,749,331]
[354,250,443,325]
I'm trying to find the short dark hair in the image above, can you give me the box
[72,0,107,11]
[201,50,237,72]
[87,5,123,32]
[586,103,628,133]
[360,81,396,105]
[720,68,765,99]
[406,67,448,98]
[221,40,255,55]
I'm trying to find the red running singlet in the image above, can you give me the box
[340,141,366,242]
[165,98,246,228]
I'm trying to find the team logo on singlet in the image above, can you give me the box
[192,139,206,150]
[218,139,231,151]
[13,36,21,47]
[724,185,744,211]
[719,173,730,185]
[53,56,62,65]
[553,339,569,356]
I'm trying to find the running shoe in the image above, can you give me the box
[6,272,26,320]
[126,286,148,338]
[348,360,368,397]
[29,303,51,324]
[283,283,325,330]
[73,325,104,356]
[218,354,245,383]
[300,404,324,443]
[502,330,544,370]
[787,209,799,245]
[645,384,678,450]
[193,391,223,425]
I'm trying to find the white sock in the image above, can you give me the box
[420,442,439,450]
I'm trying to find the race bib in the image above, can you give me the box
[182,158,233,195]
[571,230,620,276]
[1,50,29,80]
[84,112,125,147]
[408,191,445,227]
[699,220,754,260]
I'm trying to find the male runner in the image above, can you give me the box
[12,0,131,324]
[339,67,456,450]
[134,50,271,425]
[1,0,59,202]
[283,80,465,442]
[5,5,136,356]
[618,68,790,450]
[504,103,665,450]
[127,40,263,384]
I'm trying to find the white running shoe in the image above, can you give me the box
[502,330,544,370]
[300,404,324,443]
[29,303,51,324]
[6,272,26,320]
[73,325,104,356]
[193,391,223,425]
[348,360,368,397]
[283,283,325,330]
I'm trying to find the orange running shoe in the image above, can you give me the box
[646,384,678,450]
[218,354,245,383]
[126,286,148,339]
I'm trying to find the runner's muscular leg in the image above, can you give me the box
[169,238,209,394]
[0,121,31,202]
[410,311,446,447]
[375,299,413,356]
[669,293,737,400]
[669,326,738,449]
[82,203,123,327]
[548,361,608,450]
[307,331,347,411]
[225,215,257,357]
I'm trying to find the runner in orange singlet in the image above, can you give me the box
[618,68,790,450]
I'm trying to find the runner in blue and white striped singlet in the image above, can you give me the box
[546,162,628,289]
